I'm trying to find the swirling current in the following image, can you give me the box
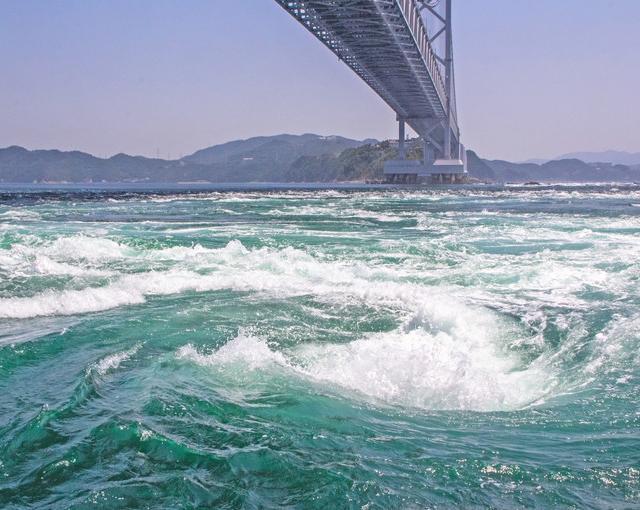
[0,184,639,508]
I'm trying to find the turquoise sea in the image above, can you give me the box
[0,184,639,509]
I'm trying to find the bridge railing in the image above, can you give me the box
[396,0,448,116]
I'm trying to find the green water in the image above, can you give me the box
[0,185,639,508]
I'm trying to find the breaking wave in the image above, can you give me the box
[176,325,553,412]
[0,238,428,318]
[91,344,141,376]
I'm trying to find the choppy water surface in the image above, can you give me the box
[0,184,639,509]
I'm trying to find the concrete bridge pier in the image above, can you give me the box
[423,139,435,167]
[398,118,406,160]
[383,118,467,184]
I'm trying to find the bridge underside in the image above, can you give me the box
[276,0,465,181]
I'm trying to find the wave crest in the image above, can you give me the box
[178,326,553,412]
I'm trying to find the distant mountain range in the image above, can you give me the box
[1,135,639,184]
[470,154,638,183]
[524,150,640,167]
[555,151,640,166]
[0,134,373,184]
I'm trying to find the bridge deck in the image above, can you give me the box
[276,0,457,143]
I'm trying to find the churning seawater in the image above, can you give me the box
[0,184,639,509]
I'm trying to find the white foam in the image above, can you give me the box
[92,344,141,376]
[0,283,146,319]
[0,239,379,318]
[1,230,635,415]
[2,232,638,348]
[583,315,640,378]
[178,326,552,412]
[0,235,127,277]
[177,334,287,371]
[298,330,549,411]
[31,254,108,276]
[267,205,404,223]
[46,236,131,261]
[0,209,41,220]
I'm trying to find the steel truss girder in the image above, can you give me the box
[275,0,460,156]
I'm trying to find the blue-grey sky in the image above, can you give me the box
[1,0,639,161]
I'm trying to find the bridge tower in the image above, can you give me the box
[385,0,466,184]
[276,0,467,183]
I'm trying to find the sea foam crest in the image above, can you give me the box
[177,325,552,412]
[0,240,389,318]
[177,333,288,371]
[92,344,141,376]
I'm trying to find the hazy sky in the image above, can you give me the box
[1,0,639,161]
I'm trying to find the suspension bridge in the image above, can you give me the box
[275,0,466,183]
